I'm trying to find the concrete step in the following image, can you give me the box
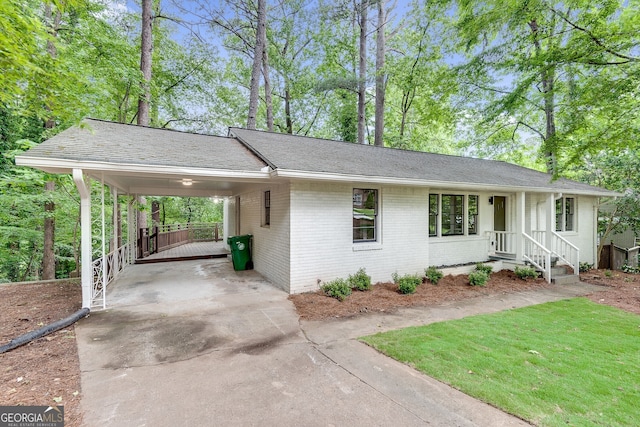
[551,274,581,285]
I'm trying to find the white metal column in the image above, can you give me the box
[111,186,118,276]
[128,196,137,263]
[73,169,92,309]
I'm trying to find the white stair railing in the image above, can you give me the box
[551,232,580,276]
[523,232,552,283]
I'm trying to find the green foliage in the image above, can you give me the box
[621,264,639,274]
[468,270,489,287]
[348,268,371,291]
[395,274,422,295]
[579,262,593,273]
[321,278,352,301]
[474,263,493,275]
[604,270,613,278]
[425,266,443,285]
[514,266,539,280]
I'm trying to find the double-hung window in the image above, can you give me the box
[555,197,575,232]
[353,189,378,242]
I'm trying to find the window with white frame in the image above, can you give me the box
[429,193,479,237]
[353,189,378,242]
[555,196,575,232]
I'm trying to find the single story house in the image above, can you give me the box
[16,119,618,308]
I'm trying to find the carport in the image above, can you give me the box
[16,119,272,309]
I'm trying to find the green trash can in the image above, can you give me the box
[227,234,253,271]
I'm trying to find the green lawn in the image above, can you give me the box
[360,298,640,426]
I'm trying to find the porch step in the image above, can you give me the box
[551,274,581,285]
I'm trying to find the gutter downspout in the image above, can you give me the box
[73,169,92,309]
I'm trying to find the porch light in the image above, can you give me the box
[182,179,193,186]
[489,196,494,205]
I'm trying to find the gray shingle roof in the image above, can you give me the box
[17,119,617,197]
[20,119,267,171]
[230,127,617,196]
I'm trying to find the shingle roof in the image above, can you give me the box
[17,119,617,197]
[230,127,617,196]
[20,119,267,171]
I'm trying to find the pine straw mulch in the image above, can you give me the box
[289,269,640,320]
[0,280,83,427]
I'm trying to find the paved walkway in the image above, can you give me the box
[76,259,603,426]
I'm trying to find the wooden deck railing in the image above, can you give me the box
[138,222,223,259]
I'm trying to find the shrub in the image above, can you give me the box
[469,270,489,286]
[604,269,613,278]
[621,264,640,274]
[348,268,372,291]
[395,274,422,294]
[321,278,352,301]
[475,263,493,275]
[515,266,539,280]
[425,266,444,285]
[579,262,593,273]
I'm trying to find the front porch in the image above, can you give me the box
[486,192,580,284]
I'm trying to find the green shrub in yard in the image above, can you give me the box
[348,268,372,291]
[579,262,593,273]
[395,274,422,294]
[425,266,444,285]
[475,263,493,275]
[321,278,352,301]
[468,270,489,286]
[515,266,539,280]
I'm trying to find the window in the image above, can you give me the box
[263,191,271,226]
[429,193,479,237]
[556,197,575,232]
[468,195,478,235]
[353,189,378,242]
[429,194,438,237]
[441,194,464,236]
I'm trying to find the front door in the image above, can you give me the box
[494,196,506,232]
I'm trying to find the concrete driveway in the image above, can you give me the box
[76,258,599,426]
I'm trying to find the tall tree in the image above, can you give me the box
[374,0,386,147]
[247,0,267,129]
[357,0,368,144]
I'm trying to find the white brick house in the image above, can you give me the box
[17,119,618,307]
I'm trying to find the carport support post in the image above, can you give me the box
[112,186,118,275]
[73,169,92,309]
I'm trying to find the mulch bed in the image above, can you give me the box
[0,280,83,427]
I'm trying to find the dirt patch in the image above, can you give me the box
[580,270,640,315]
[0,280,83,427]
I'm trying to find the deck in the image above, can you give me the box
[135,241,229,264]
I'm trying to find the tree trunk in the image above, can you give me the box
[374,0,386,147]
[529,19,557,174]
[262,48,274,131]
[42,181,56,279]
[357,0,368,144]
[138,0,153,127]
[42,3,61,280]
[247,0,266,129]
[136,0,153,230]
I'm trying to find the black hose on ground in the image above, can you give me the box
[0,307,90,354]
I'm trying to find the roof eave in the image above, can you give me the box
[15,156,270,181]
[272,169,620,197]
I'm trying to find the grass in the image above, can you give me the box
[361,298,640,426]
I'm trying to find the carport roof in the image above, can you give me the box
[16,118,619,197]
